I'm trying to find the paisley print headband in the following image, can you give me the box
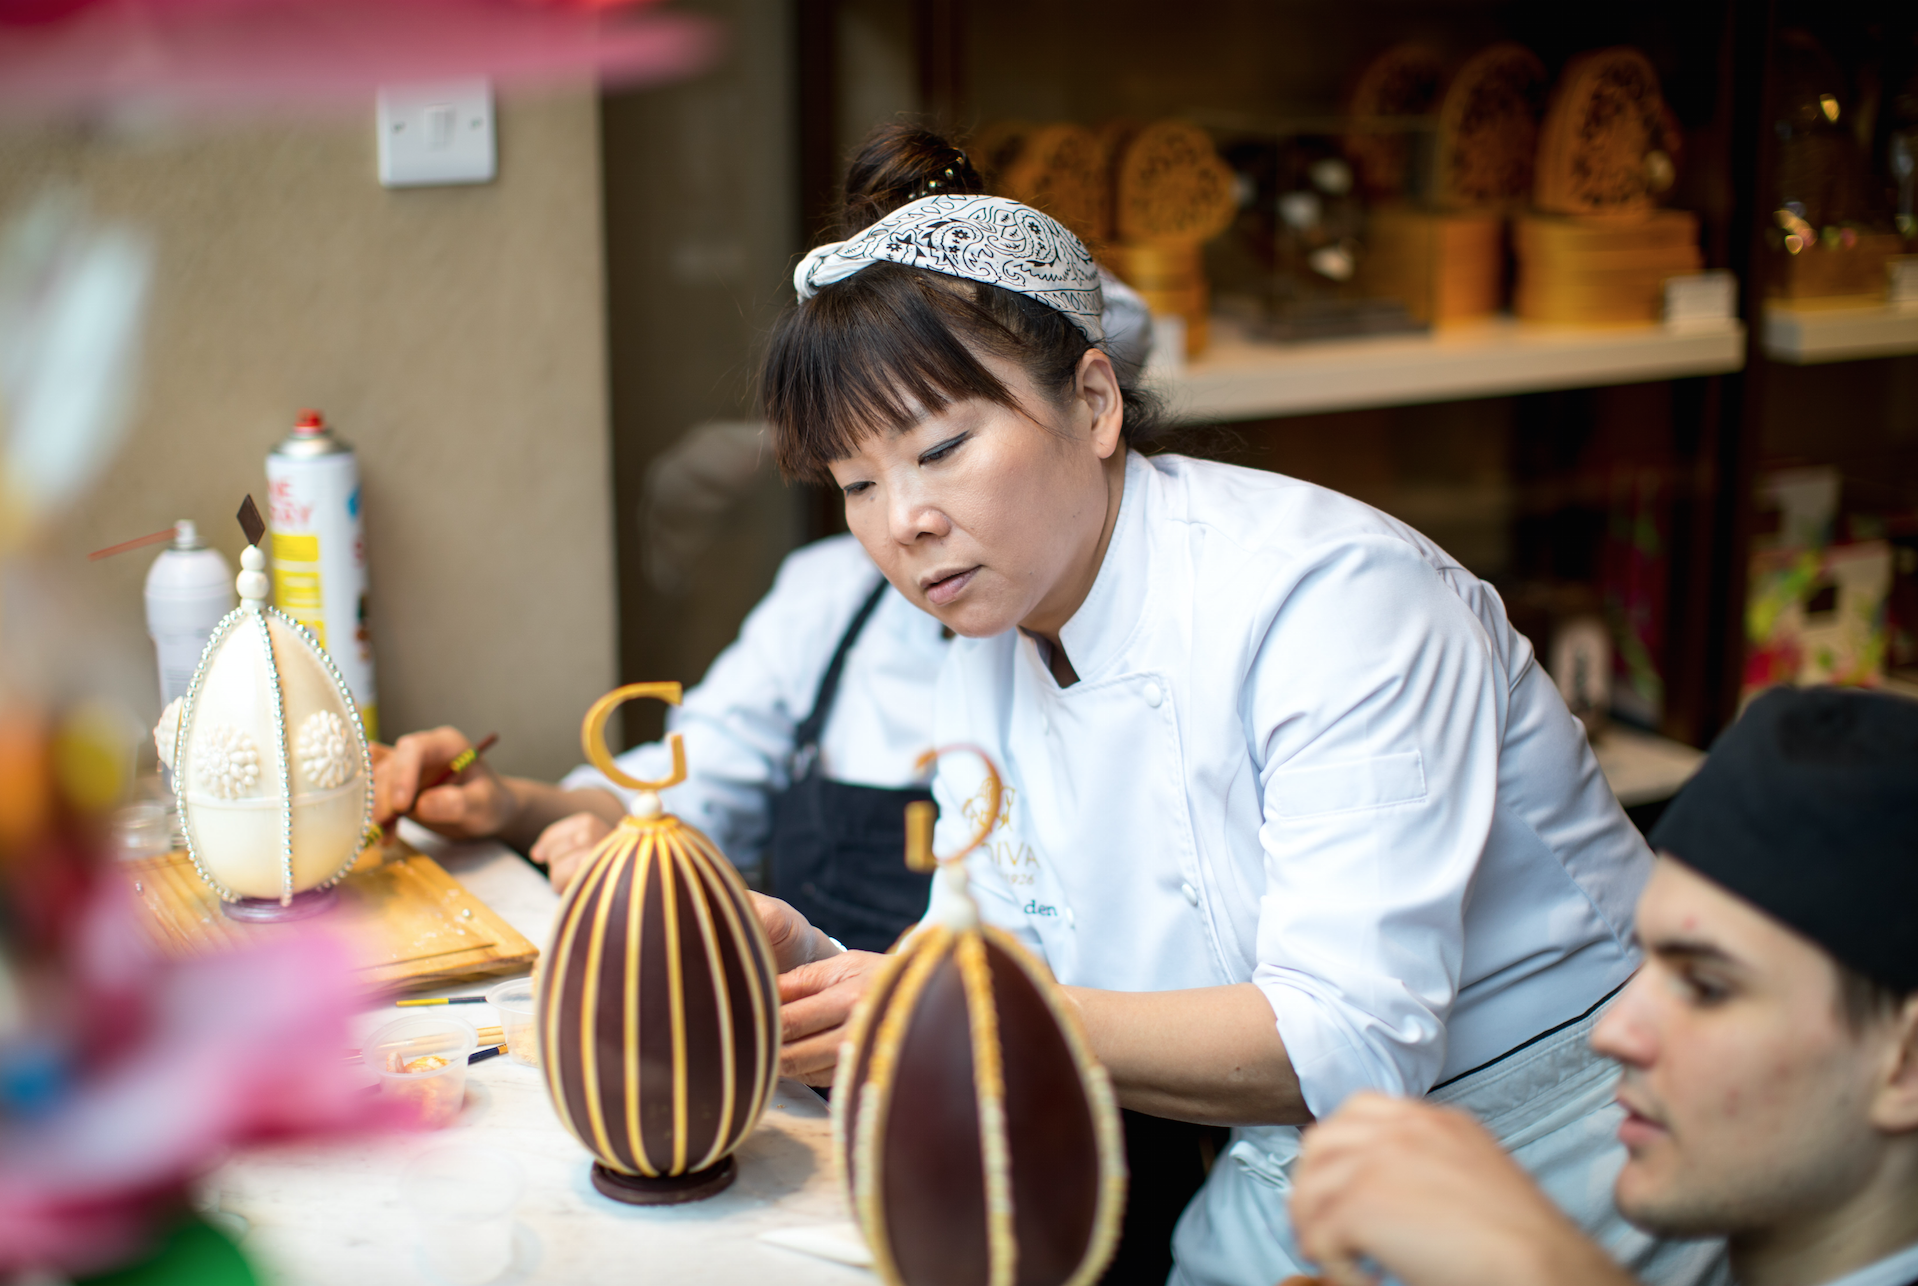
[794,194,1106,343]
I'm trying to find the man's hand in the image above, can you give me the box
[372,727,517,839]
[1290,1093,1635,1286]
[531,812,615,895]
[777,950,889,1085]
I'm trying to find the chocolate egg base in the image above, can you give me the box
[591,1156,737,1206]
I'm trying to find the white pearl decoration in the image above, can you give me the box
[154,697,183,771]
[295,709,352,791]
[194,722,261,800]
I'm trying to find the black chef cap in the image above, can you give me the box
[1649,686,1918,992]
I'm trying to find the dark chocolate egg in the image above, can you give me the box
[538,683,779,1204]
[833,747,1126,1286]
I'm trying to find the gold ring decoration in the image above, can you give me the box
[903,743,1002,872]
[581,682,687,793]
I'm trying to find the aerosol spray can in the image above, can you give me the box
[266,409,379,739]
[144,519,234,707]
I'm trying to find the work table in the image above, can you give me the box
[204,824,869,1286]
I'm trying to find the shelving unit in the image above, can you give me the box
[1159,316,1747,424]
[1761,302,1918,365]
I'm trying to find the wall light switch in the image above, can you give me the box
[377,80,495,187]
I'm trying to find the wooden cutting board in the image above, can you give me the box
[125,841,539,993]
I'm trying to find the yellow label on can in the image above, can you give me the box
[271,532,319,563]
[269,532,326,644]
[275,570,323,609]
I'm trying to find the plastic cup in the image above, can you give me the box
[486,978,539,1068]
[111,798,172,861]
[367,1015,476,1127]
[401,1144,524,1285]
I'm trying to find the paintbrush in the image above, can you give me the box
[419,732,498,793]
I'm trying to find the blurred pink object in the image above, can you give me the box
[0,882,382,1277]
[0,0,717,114]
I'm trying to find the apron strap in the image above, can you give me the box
[790,576,891,778]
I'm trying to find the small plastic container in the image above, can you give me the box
[401,1143,524,1284]
[367,1014,476,1127]
[486,978,539,1068]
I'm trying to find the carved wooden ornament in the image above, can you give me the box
[834,746,1126,1286]
[1534,47,1682,217]
[538,682,780,1205]
[1432,42,1549,209]
[1114,120,1237,245]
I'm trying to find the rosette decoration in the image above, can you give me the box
[154,501,373,920]
[538,682,780,1205]
[834,746,1126,1286]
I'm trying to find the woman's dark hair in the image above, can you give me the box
[838,124,984,237]
[763,125,1166,484]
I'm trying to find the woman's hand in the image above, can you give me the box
[776,950,888,1085]
[373,727,518,839]
[749,892,839,973]
[1289,1093,1634,1286]
[531,812,614,895]
[745,894,888,1086]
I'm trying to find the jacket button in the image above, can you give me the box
[1065,908,1076,929]
[1143,681,1164,708]
[1181,882,1199,906]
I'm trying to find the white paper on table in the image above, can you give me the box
[757,1221,874,1269]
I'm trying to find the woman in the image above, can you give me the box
[375,129,1149,948]
[752,137,1725,1286]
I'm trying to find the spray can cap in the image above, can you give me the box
[293,408,326,434]
[171,518,204,550]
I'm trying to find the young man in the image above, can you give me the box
[1287,686,1918,1286]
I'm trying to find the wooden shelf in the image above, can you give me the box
[1593,724,1706,808]
[1761,302,1918,365]
[1156,316,1747,424]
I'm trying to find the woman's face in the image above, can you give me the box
[827,348,1125,640]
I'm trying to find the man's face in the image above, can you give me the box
[1591,859,1895,1238]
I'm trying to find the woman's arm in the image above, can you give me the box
[1065,983,1309,1125]
[760,889,1307,1122]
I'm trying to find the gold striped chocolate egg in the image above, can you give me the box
[538,682,780,1204]
[834,747,1126,1286]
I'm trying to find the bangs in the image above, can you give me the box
[761,264,1033,483]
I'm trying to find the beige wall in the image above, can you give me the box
[8,90,617,782]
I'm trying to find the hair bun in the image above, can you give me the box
[840,125,986,235]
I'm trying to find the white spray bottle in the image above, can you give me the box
[144,519,234,707]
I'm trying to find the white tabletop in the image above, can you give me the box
[208,823,870,1285]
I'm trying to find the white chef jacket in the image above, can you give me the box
[926,449,1650,1116]
[561,534,949,872]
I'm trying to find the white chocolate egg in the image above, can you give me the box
[166,545,371,904]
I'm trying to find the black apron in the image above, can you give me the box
[766,579,934,954]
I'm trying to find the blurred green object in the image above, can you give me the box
[79,1215,257,1286]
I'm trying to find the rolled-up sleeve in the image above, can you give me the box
[1245,537,1503,1117]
